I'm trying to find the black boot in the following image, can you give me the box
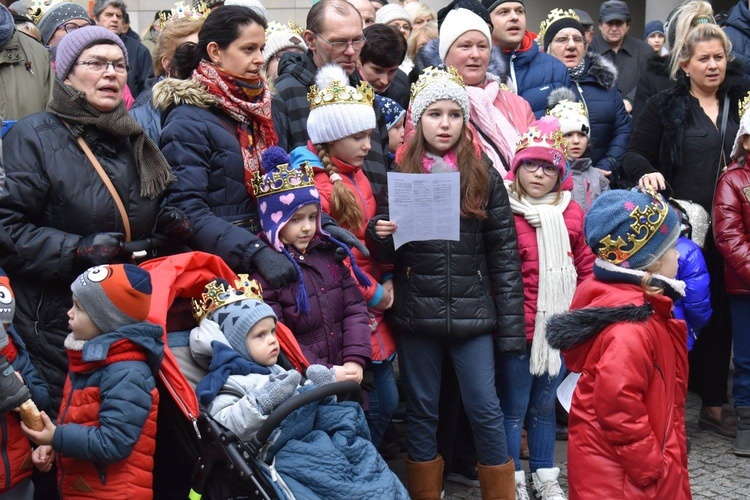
[734,407,750,457]
[0,355,30,414]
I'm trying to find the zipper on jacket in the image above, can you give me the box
[96,463,107,486]
[406,267,410,279]
[574,82,590,116]
[446,243,452,333]
[1,418,9,490]
[33,290,45,337]
[477,270,483,282]
[653,362,670,453]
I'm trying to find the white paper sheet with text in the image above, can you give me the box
[387,172,461,250]
[556,371,581,413]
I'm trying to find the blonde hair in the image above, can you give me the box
[315,143,365,231]
[669,0,732,80]
[153,17,205,77]
[407,21,438,61]
[405,2,436,24]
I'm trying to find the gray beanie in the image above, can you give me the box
[37,2,90,46]
[55,25,128,80]
[0,5,14,49]
[208,299,277,361]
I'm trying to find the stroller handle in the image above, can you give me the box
[251,380,361,448]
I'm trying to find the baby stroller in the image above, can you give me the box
[140,252,408,500]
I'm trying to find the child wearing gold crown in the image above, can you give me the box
[374,65,523,498]
[287,64,400,448]
[499,115,594,499]
[251,146,373,391]
[546,188,690,499]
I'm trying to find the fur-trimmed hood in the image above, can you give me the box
[578,51,618,90]
[152,77,216,113]
[414,37,508,83]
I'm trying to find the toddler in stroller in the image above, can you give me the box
[141,253,408,499]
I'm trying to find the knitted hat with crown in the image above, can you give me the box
[547,87,589,138]
[511,116,567,174]
[410,65,470,127]
[262,21,307,69]
[306,64,376,144]
[71,264,151,332]
[0,268,15,327]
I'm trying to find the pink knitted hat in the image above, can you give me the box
[510,116,567,175]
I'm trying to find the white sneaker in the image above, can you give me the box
[515,470,530,500]
[531,467,566,500]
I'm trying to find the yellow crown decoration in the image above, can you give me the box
[740,91,750,119]
[265,20,304,39]
[192,275,264,324]
[410,66,466,101]
[597,188,670,265]
[30,0,62,25]
[251,161,315,198]
[538,9,580,48]
[307,79,374,110]
[158,1,209,30]
[515,125,567,153]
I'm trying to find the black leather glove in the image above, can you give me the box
[323,223,370,257]
[76,232,124,267]
[154,206,193,241]
[250,246,298,288]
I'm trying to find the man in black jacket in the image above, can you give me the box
[273,0,390,207]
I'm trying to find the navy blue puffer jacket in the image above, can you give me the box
[726,0,750,79]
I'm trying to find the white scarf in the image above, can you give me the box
[466,80,521,175]
[506,181,576,376]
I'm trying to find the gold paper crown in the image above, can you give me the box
[30,0,63,25]
[597,187,670,265]
[410,66,465,101]
[307,79,374,110]
[265,20,304,39]
[251,161,315,198]
[547,99,588,119]
[538,9,580,48]
[740,91,750,119]
[158,1,209,30]
[191,275,264,323]
[515,125,567,153]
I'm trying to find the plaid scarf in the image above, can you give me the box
[47,79,175,199]
[568,58,587,82]
[193,61,277,194]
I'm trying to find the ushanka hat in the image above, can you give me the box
[512,116,567,174]
[71,264,151,332]
[252,147,371,314]
[410,65,470,127]
[585,187,681,270]
[306,64,376,144]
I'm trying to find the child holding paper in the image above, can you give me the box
[372,66,525,498]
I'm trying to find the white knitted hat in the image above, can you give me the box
[438,8,491,62]
[307,65,377,144]
[410,66,470,127]
[262,21,307,68]
[547,88,589,137]
[732,103,750,160]
[224,0,267,20]
[376,4,411,26]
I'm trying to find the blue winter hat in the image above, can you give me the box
[584,188,681,270]
[644,20,664,40]
[374,95,405,131]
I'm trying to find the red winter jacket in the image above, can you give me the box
[511,197,595,340]
[54,324,163,499]
[713,159,750,294]
[547,277,691,500]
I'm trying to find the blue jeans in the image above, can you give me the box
[496,344,563,472]
[731,295,750,407]
[398,333,508,465]
[366,359,399,446]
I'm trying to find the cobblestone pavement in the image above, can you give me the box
[389,391,749,498]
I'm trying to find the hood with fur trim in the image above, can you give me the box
[152,77,217,115]
[414,37,508,84]
[578,51,618,90]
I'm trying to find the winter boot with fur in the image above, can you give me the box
[406,455,444,500]
[0,355,30,414]
[734,407,750,457]
[477,459,516,499]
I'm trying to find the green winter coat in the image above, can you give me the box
[0,30,52,121]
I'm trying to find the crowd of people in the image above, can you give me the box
[0,0,749,498]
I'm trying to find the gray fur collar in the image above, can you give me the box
[414,37,508,83]
[582,51,618,90]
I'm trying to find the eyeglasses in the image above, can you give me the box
[390,22,412,34]
[520,161,559,177]
[75,59,130,74]
[58,20,93,34]
[552,35,585,45]
[314,33,367,52]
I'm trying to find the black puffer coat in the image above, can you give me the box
[0,112,160,413]
[384,167,525,354]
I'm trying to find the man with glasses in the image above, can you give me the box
[589,0,651,114]
[273,0,391,209]
[36,2,92,49]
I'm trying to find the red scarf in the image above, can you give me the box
[67,339,148,374]
[192,61,278,194]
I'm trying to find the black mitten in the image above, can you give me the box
[250,246,298,288]
[323,222,370,257]
[76,232,124,267]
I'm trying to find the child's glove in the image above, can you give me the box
[257,370,301,415]
[306,364,336,386]
[250,246,298,288]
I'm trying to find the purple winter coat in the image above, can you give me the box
[255,237,372,368]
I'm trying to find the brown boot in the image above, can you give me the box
[405,455,444,500]
[477,459,516,500]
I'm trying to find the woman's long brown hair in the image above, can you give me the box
[399,122,489,219]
